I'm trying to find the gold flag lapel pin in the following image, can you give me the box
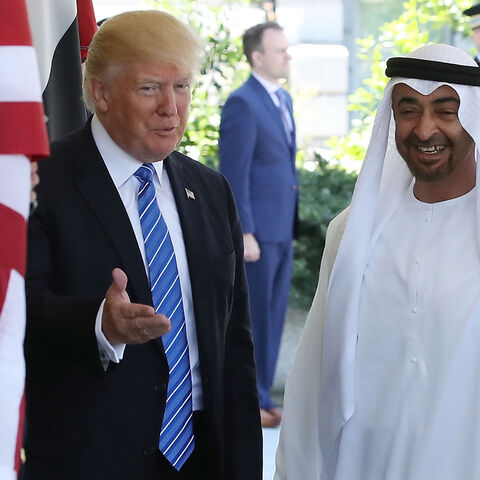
[185,188,196,200]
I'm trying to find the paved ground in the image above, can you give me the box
[262,307,308,479]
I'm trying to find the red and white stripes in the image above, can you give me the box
[0,1,49,478]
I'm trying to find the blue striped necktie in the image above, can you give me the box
[134,163,194,470]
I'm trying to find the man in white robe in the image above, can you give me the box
[274,43,480,480]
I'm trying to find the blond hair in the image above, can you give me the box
[83,10,202,112]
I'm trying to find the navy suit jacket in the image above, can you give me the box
[24,121,262,480]
[219,75,298,243]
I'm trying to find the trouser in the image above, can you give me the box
[245,239,293,409]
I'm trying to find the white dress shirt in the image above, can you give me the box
[91,115,203,410]
[334,184,480,479]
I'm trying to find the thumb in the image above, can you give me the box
[107,268,130,302]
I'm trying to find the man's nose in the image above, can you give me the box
[157,87,177,116]
[413,112,438,141]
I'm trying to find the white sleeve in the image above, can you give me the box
[94,298,126,369]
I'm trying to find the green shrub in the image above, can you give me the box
[291,152,357,309]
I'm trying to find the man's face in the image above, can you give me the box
[253,28,291,83]
[93,60,192,162]
[392,83,475,195]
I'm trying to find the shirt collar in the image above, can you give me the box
[91,115,165,188]
[251,71,281,95]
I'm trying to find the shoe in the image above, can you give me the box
[260,408,281,428]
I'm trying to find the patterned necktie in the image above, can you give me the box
[275,88,293,146]
[134,163,194,470]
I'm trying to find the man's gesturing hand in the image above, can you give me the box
[102,268,171,344]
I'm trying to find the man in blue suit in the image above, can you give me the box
[219,22,298,428]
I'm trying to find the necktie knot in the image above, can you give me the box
[134,163,155,185]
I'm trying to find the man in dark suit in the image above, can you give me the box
[219,22,298,428]
[464,4,480,65]
[24,10,262,480]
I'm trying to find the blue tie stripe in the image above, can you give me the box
[166,369,191,400]
[166,328,188,353]
[148,232,168,267]
[150,259,175,295]
[169,345,189,374]
[162,415,195,469]
[164,315,186,353]
[153,274,177,310]
[160,400,193,451]
[161,400,193,443]
[134,163,194,470]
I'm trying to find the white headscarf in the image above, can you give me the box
[319,43,480,474]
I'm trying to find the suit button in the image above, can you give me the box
[143,446,156,456]
[292,184,298,190]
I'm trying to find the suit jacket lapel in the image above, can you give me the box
[164,153,214,356]
[72,124,151,305]
[247,76,289,144]
[248,75,293,149]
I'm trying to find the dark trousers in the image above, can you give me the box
[245,239,293,409]
[151,411,211,480]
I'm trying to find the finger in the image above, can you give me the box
[107,268,130,302]
[111,268,128,292]
[120,302,155,320]
[136,313,171,338]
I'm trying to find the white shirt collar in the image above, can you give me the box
[90,115,165,188]
[251,71,281,95]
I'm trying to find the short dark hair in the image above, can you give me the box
[242,22,283,67]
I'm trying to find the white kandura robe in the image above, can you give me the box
[334,184,480,479]
[275,186,480,479]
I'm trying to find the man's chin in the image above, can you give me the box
[409,166,450,184]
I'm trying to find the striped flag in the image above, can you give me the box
[78,0,98,62]
[0,0,49,478]
[26,0,97,142]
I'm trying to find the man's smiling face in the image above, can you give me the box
[392,83,475,191]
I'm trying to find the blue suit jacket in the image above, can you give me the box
[219,75,298,243]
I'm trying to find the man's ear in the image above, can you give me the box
[251,50,263,69]
[89,77,109,113]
